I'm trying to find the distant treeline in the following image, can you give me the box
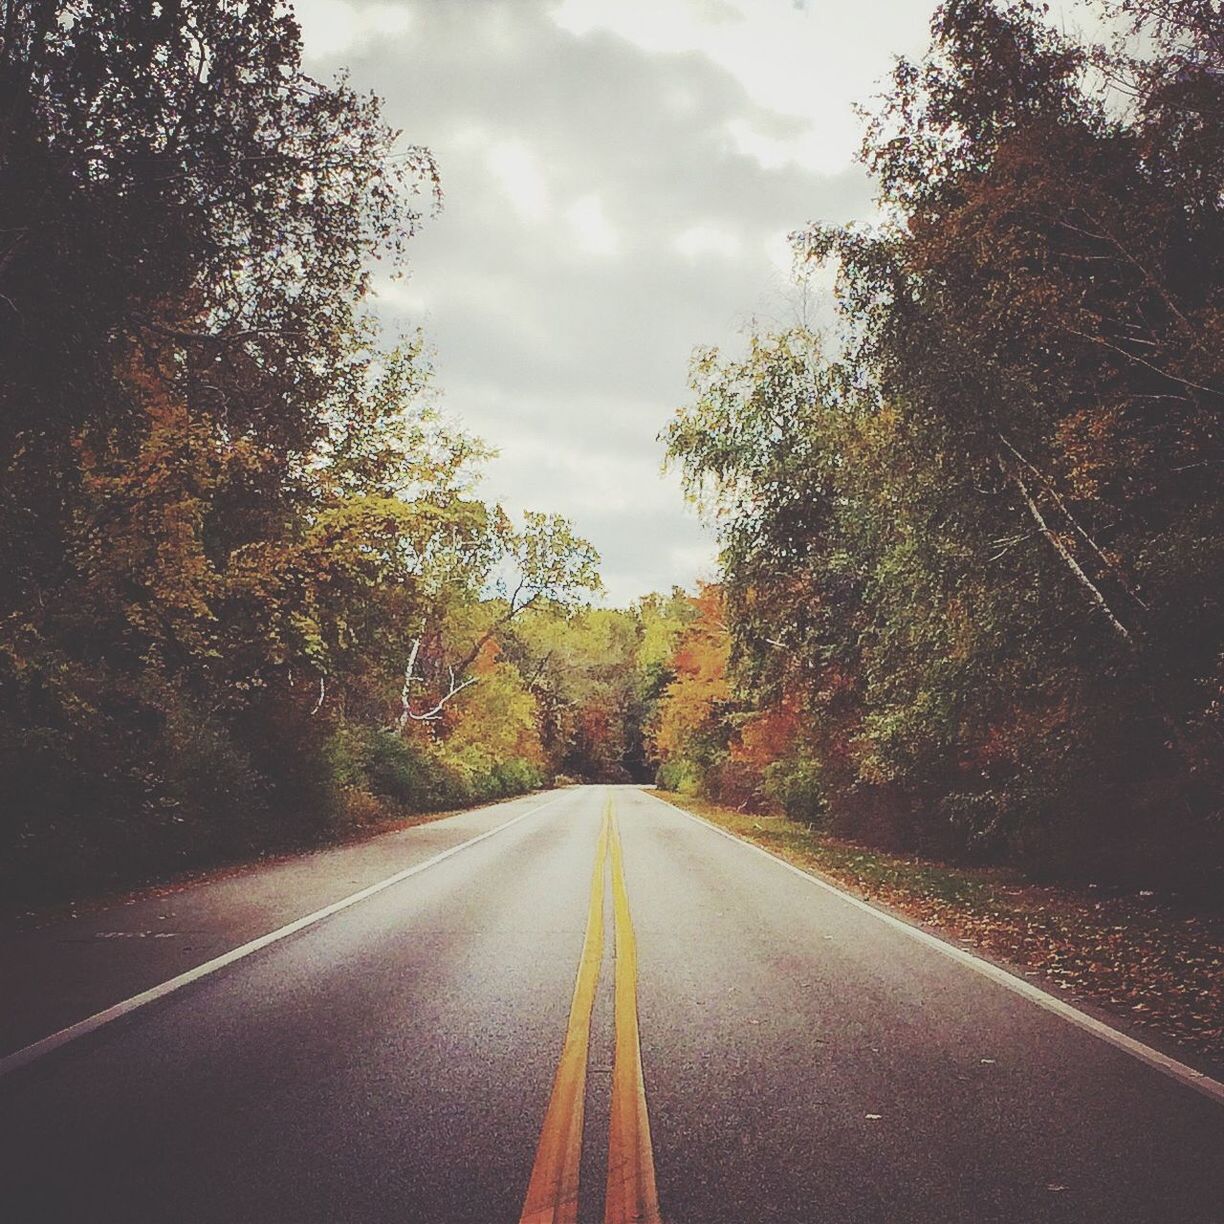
[656,0,1224,894]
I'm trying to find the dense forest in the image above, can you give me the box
[2,0,1221,907]
[657,0,1224,894]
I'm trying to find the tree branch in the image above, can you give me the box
[997,433,1149,610]
[1064,326,1218,397]
[395,636,479,728]
[1004,462,1137,650]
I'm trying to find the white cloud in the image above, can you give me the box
[566,193,621,257]
[295,0,414,61]
[372,276,431,316]
[675,223,742,261]
[666,538,720,582]
[485,139,552,223]
[552,0,932,173]
[493,436,673,516]
[725,117,828,173]
[763,228,797,277]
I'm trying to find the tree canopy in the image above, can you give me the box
[4,0,1221,904]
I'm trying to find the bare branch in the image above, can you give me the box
[1079,209,1192,330]
[1004,463,1137,650]
[998,433,1149,610]
[1064,326,1219,397]
[395,637,479,728]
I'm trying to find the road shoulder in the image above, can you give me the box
[0,789,563,1062]
[654,789,1224,1082]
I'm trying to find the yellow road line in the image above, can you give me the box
[519,803,610,1224]
[605,804,662,1224]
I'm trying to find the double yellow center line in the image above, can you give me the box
[519,796,662,1224]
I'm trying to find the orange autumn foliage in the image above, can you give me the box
[651,585,730,759]
[729,695,802,775]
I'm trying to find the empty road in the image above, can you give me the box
[2,785,1222,1222]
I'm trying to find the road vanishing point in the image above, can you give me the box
[2,785,1222,1222]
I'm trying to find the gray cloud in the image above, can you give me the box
[298,0,917,603]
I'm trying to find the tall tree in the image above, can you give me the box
[666,0,1224,886]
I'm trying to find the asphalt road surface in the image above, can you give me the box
[2,785,1222,1223]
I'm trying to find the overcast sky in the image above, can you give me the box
[294,0,1086,605]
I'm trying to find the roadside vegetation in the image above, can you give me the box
[0,1,685,908]
[3,0,1222,961]
[655,0,1224,902]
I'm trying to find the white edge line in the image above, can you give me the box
[646,790,1224,1108]
[0,791,567,1081]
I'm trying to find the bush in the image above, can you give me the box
[763,758,826,824]
[338,788,390,830]
[655,757,703,794]
[327,725,546,817]
[159,699,273,860]
[366,733,449,808]
[491,757,544,796]
[326,724,457,812]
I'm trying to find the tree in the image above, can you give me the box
[0,1,435,599]
[387,509,602,727]
[0,0,454,903]
[664,0,1224,886]
[650,585,733,790]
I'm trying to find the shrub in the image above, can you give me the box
[491,757,544,796]
[338,788,390,830]
[325,723,457,812]
[764,757,826,824]
[655,757,703,794]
